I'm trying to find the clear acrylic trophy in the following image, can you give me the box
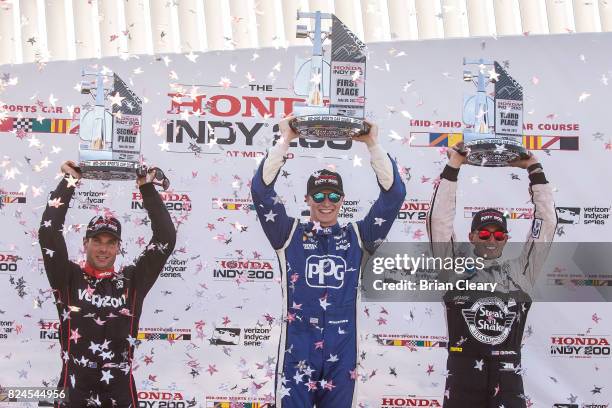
[78,70,143,180]
[461,59,528,167]
[290,11,370,140]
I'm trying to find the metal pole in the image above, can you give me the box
[441,0,467,38]
[573,0,599,32]
[361,0,387,41]
[204,0,225,50]
[415,0,441,38]
[466,0,491,36]
[494,0,520,35]
[123,0,148,54]
[0,3,16,64]
[599,0,612,31]
[229,0,255,48]
[255,0,280,47]
[73,0,96,58]
[518,0,546,34]
[388,0,416,40]
[98,0,121,56]
[20,0,40,62]
[150,0,176,53]
[545,0,571,33]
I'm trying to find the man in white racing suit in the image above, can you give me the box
[427,144,557,408]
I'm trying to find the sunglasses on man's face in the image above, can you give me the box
[311,192,343,203]
[477,230,507,241]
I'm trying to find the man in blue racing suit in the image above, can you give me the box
[251,117,406,408]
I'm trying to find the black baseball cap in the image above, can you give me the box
[471,209,508,233]
[307,169,344,196]
[86,215,122,240]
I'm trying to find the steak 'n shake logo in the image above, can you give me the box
[461,297,516,345]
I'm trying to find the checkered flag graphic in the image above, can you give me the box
[13,118,33,132]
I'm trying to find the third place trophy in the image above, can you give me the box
[461,59,528,166]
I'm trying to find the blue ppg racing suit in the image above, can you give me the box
[251,140,406,408]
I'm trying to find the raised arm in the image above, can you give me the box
[132,169,177,296]
[250,117,298,250]
[38,161,81,289]
[354,122,407,254]
[426,146,466,259]
[508,155,557,288]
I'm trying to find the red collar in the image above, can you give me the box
[83,262,115,279]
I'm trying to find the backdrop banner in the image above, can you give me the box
[0,33,611,408]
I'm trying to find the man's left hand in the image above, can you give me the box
[352,120,378,148]
[137,167,157,187]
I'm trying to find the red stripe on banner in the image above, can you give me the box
[527,136,535,149]
[541,136,561,149]
[0,117,14,131]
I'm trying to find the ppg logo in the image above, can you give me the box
[305,255,346,289]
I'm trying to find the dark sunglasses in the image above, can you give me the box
[478,230,507,241]
[311,192,343,203]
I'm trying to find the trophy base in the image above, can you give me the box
[290,115,370,140]
[79,160,139,180]
[464,138,529,167]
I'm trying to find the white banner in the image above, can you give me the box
[0,33,611,408]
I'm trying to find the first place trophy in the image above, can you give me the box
[77,70,170,189]
[289,11,370,140]
[461,59,528,166]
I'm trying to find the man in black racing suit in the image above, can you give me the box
[38,160,176,407]
[427,145,557,408]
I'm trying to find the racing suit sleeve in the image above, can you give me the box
[426,165,461,283]
[38,175,78,290]
[508,171,557,288]
[356,144,407,254]
[427,165,459,257]
[250,139,296,250]
[132,183,177,296]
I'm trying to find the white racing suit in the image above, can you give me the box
[427,165,557,408]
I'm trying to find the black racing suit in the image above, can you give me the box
[38,176,176,408]
[427,165,557,408]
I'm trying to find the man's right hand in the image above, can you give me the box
[60,160,82,179]
[278,116,299,143]
[447,142,468,168]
